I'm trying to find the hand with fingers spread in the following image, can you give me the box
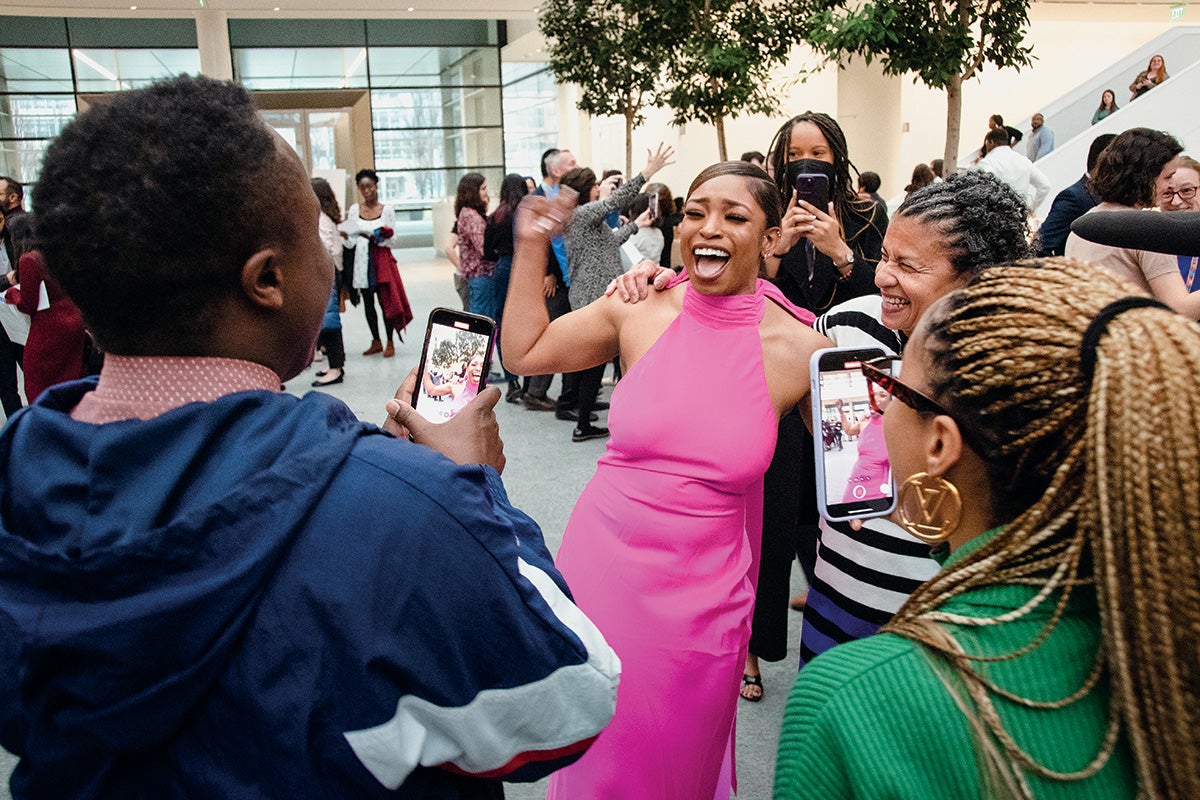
[385,376,506,473]
[641,143,676,182]
[605,259,674,304]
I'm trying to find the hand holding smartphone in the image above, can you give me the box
[412,308,497,424]
[811,347,897,522]
[794,173,830,213]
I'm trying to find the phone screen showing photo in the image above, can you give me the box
[815,352,895,519]
[413,314,495,424]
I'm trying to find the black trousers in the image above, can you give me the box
[748,412,820,662]
[0,326,23,418]
[318,327,345,370]
[361,288,394,343]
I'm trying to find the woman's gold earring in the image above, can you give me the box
[896,472,962,544]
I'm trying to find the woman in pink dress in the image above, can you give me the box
[837,388,891,503]
[504,158,832,799]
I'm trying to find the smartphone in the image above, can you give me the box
[810,347,897,522]
[648,192,659,220]
[411,308,497,424]
[794,173,830,212]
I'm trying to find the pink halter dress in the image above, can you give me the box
[547,277,813,799]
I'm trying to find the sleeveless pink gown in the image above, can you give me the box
[548,278,813,799]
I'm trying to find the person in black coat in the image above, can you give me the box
[1036,133,1116,257]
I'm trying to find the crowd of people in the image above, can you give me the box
[0,68,1198,800]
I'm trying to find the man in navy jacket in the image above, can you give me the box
[1036,133,1116,257]
[0,75,618,798]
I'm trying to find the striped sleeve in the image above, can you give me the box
[341,460,619,789]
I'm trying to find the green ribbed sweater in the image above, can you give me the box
[774,527,1137,799]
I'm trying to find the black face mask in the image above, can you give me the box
[783,158,836,188]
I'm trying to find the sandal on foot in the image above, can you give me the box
[740,673,764,702]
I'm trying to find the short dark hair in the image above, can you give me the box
[929,159,944,178]
[354,168,379,186]
[989,114,1004,127]
[687,161,782,229]
[985,129,1010,149]
[858,171,881,194]
[35,75,282,353]
[1086,133,1117,174]
[5,212,35,259]
[539,148,559,179]
[895,171,1031,280]
[0,176,23,203]
[740,151,765,163]
[1092,128,1182,207]
[559,167,597,207]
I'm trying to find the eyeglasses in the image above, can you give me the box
[1160,185,1198,203]
[860,356,986,453]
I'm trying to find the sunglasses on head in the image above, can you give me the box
[860,356,985,453]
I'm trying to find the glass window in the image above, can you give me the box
[375,128,502,172]
[502,64,557,180]
[0,48,73,93]
[369,47,499,88]
[0,94,75,139]
[0,137,53,184]
[234,47,368,90]
[377,166,504,205]
[71,48,200,92]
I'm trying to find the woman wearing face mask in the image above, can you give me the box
[764,111,888,314]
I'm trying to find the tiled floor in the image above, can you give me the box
[0,248,805,799]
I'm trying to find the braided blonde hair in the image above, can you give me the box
[883,258,1200,799]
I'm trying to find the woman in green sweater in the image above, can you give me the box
[775,258,1200,799]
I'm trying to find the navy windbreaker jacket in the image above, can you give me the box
[0,380,618,798]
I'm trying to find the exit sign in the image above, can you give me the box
[1170,4,1186,19]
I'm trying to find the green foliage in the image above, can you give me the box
[539,0,672,126]
[429,331,483,372]
[797,0,1034,89]
[661,0,803,126]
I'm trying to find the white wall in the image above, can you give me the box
[558,2,1189,203]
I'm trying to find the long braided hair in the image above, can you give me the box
[883,258,1200,798]
[765,111,882,237]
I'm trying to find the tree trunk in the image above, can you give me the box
[943,74,963,176]
[715,114,727,161]
[625,111,635,177]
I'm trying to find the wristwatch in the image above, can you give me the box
[834,251,854,280]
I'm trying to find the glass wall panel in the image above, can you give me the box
[369,47,499,88]
[234,47,368,90]
[0,137,53,184]
[0,48,73,93]
[502,63,557,181]
[71,48,200,92]
[377,165,504,206]
[0,94,75,139]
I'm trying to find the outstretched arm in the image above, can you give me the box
[501,191,622,376]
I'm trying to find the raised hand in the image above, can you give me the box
[642,143,676,180]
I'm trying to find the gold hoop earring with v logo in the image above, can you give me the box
[896,472,962,544]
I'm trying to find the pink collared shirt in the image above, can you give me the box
[70,355,281,425]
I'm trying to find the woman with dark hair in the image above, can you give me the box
[1092,89,1119,124]
[454,173,496,333]
[506,158,830,800]
[4,215,87,404]
[342,168,412,357]
[776,257,1199,798]
[904,163,935,196]
[484,173,528,402]
[311,177,345,387]
[555,148,669,442]
[1065,128,1196,317]
[765,111,887,314]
